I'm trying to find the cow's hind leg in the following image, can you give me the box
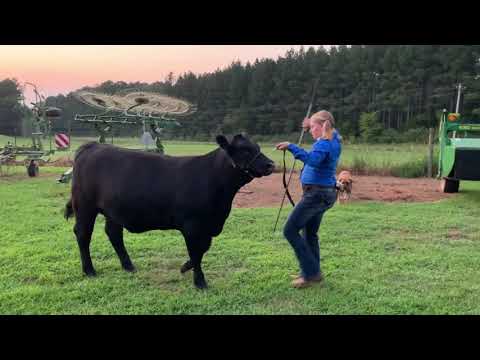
[74,209,98,277]
[184,235,212,290]
[180,260,193,274]
[105,217,135,272]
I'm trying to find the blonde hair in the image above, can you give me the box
[310,110,335,140]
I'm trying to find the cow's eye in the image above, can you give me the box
[243,150,252,157]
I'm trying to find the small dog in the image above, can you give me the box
[336,170,353,202]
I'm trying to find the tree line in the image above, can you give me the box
[1,45,480,143]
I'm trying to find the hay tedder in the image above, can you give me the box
[438,84,480,193]
[57,91,196,183]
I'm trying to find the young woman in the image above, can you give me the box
[276,110,342,288]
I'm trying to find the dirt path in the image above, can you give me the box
[233,173,455,208]
[1,165,455,207]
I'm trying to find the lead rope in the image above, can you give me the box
[272,149,297,235]
[272,79,319,235]
[282,150,296,208]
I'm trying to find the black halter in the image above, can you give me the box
[229,150,261,179]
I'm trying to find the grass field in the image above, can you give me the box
[1,169,480,315]
[1,135,436,177]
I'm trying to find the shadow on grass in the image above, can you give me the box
[459,181,480,204]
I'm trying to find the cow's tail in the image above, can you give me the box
[65,198,74,220]
[65,141,100,221]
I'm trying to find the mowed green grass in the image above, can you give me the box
[1,135,435,176]
[1,170,480,314]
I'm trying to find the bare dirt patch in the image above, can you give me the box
[4,157,73,167]
[233,173,456,208]
[44,157,73,167]
[1,169,455,207]
[446,228,463,240]
[0,172,57,182]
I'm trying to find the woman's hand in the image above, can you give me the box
[302,117,311,130]
[275,142,290,151]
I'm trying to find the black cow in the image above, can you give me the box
[64,134,275,289]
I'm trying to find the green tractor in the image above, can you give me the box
[438,84,480,193]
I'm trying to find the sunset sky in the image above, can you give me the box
[0,45,331,104]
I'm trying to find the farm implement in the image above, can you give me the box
[438,84,480,192]
[0,82,69,177]
[57,91,196,183]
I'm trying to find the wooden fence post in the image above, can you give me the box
[427,128,434,178]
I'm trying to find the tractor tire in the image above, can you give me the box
[27,161,39,177]
[440,178,459,193]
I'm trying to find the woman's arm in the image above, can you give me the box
[287,143,328,169]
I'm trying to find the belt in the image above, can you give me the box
[302,184,336,191]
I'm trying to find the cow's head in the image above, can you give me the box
[216,134,275,178]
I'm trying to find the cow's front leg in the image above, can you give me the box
[193,261,207,289]
[184,235,212,290]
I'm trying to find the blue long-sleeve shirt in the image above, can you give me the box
[287,131,342,186]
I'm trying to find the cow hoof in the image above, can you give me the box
[195,282,208,290]
[123,264,136,272]
[194,278,208,290]
[180,260,193,274]
[84,270,97,277]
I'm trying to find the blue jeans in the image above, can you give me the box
[283,185,337,279]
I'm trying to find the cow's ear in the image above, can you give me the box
[216,135,230,150]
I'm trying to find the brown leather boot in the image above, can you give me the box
[290,273,323,281]
[291,277,311,288]
[291,273,324,288]
[308,273,324,283]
